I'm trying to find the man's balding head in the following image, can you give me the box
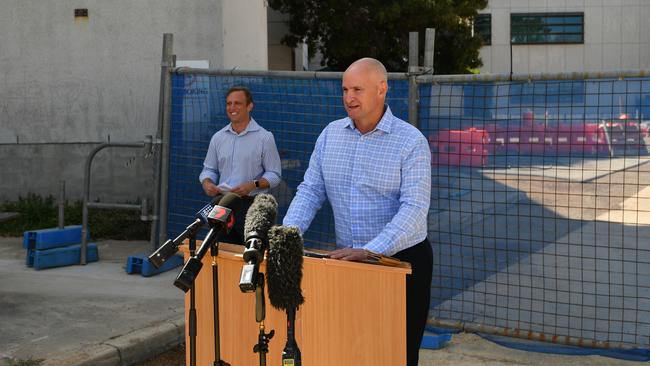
[345,58,388,83]
[342,58,389,133]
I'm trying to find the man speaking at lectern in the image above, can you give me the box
[283,58,433,366]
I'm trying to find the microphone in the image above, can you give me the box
[148,195,222,269]
[239,194,278,292]
[267,226,305,310]
[267,225,305,366]
[174,193,242,292]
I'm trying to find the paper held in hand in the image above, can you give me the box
[217,183,232,192]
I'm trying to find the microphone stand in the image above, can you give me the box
[188,236,197,366]
[282,307,301,365]
[253,273,274,366]
[210,238,230,366]
[174,227,230,365]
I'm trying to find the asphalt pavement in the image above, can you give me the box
[0,236,185,366]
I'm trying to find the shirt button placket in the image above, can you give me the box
[350,134,364,242]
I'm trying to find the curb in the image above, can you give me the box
[42,315,185,366]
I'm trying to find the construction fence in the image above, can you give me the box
[166,68,650,353]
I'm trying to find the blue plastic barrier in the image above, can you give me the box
[23,225,85,250]
[126,253,184,277]
[27,243,99,269]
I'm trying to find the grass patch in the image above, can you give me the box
[2,358,44,366]
[0,193,150,240]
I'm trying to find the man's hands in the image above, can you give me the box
[202,179,221,197]
[328,247,370,261]
[203,179,258,197]
[230,181,256,197]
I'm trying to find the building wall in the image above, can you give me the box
[0,0,268,202]
[223,0,268,69]
[480,0,650,74]
[268,8,293,70]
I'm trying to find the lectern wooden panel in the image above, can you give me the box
[181,243,410,365]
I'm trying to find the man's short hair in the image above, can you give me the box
[226,86,253,105]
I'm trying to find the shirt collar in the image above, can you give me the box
[343,105,394,134]
[227,117,260,135]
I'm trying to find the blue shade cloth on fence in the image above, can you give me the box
[168,70,650,354]
[168,73,409,250]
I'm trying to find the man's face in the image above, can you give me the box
[226,91,252,124]
[342,67,386,125]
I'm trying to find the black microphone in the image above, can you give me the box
[267,225,305,366]
[174,193,242,292]
[148,195,222,269]
[267,226,305,310]
[239,194,278,292]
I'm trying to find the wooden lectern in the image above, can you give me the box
[181,243,411,365]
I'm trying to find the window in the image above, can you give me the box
[474,14,491,45]
[511,13,584,44]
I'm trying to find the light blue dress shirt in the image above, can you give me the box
[283,106,431,256]
[199,118,282,194]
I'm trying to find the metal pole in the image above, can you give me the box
[81,142,145,264]
[174,67,408,80]
[408,31,419,128]
[424,28,435,74]
[158,33,174,246]
[408,32,418,72]
[58,180,65,229]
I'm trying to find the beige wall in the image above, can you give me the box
[479,0,650,74]
[0,0,269,201]
[222,0,268,70]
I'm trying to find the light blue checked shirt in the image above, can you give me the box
[199,118,282,193]
[283,106,431,256]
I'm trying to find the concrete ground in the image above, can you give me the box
[0,236,643,366]
[0,236,184,365]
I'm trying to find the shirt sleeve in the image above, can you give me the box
[282,129,329,234]
[198,135,220,184]
[363,134,431,256]
[261,132,282,188]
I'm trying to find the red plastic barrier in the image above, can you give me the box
[429,128,489,167]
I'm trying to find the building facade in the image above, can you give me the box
[477,0,650,74]
[0,0,268,201]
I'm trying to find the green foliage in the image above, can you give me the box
[2,358,44,366]
[268,0,488,73]
[0,194,150,240]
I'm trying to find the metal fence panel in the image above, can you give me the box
[168,69,650,350]
[420,77,650,348]
[168,72,409,249]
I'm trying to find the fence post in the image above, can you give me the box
[424,28,435,74]
[58,180,65,229]
[157,33,174,246]
[408,32,419,128]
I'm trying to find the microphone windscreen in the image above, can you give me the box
[267,225,305,310]
[218,192,242,212]
[244,194,278,240]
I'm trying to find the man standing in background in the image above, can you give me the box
[200,86,282,244]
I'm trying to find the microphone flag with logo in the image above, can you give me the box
[148,195,222,269]
[173,193,242,293]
